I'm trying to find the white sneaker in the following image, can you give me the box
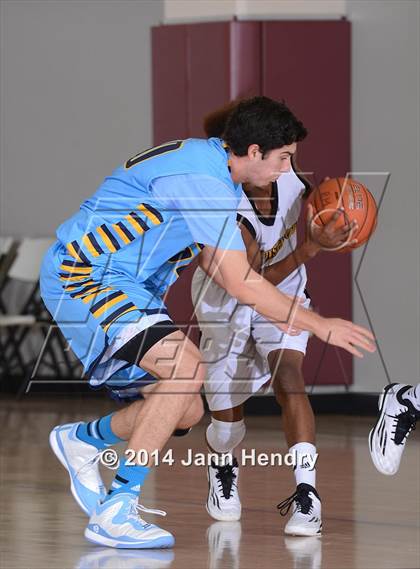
[278,484,322,536]
[49,422,107,515]
[85,492,175,549]
[369,383,419,475]
[206,457,241,521]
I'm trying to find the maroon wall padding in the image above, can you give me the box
[152,20,352,386]
[230,21,262,98]
[262,20,352,385]
[188,23,232,137]
[152,24,189,143]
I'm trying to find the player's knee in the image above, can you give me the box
[272,363,304,401]
[206,417,246,453]
[177,395,204,429]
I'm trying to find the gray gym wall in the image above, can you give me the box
[347,1,419,392]
[0,1,418,393]
[0,0,163,237]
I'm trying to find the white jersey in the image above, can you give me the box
[236,166,307,297]
[192,167,310,412]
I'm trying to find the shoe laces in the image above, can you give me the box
[127,501,167,525]
[214,458,238,500]
[277,485,313,516]
[75,451,105,479]
[391,410,417,445]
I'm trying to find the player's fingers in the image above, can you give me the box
[349,323,375,342]
[350,332,376,352]
[288,328,301,336]
[325,208,344,227]
[332,208,344,221]
[335,336,364,358]
[278,323,301,335]
[347,343,364,358]
[341,222,357,235]
[306,203,314,227]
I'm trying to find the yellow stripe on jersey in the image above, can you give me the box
[102,305,138,333]
[112,223,131,245]
[66,242,84,262]
[65,280,95,291]
[71,285,104,299]
[125,214,146,235]
[59,264,92,274]
[91,293,128,318]
[60,274,90,282]
[137,204,161,226]
[82,235,101,257]
[96,226,117,253]
[82,287,114,303]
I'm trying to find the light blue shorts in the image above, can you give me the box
[40,242,173,396]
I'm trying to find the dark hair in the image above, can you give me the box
[223,96,307,157]
[203,100,239,138]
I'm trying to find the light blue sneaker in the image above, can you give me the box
[49,422,107,515]
[85,493,175,549]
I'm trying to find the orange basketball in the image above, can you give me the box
[308,177,378,253]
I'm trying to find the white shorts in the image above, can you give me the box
[192,268,310,412]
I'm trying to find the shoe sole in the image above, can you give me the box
[368,383,398,476]
[49,427,91,516]
[284,524,322,537]
[84,527,175,549]
[205,501,242,522]
[284,529,322,537]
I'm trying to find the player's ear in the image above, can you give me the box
[247,144,261,161]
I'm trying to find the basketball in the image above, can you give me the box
[309,177,378,252]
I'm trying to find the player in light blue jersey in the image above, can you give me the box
[41,97,375,549]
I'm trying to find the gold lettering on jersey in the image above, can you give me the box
[263,223,297,262]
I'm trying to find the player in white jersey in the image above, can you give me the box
[192,103,356,536]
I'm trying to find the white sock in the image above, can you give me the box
[404,384,420,411]
[289,442,317,488]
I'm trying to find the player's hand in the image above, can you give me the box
[278,322,301,336]
[316,317,376,357]
[306,203,358,252]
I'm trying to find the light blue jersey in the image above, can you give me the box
[40,138,245,391]
[55,138,243,280]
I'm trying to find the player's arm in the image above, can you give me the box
[198,220,261,290]
[200,245,375,358]
[263,203,358,286]
[238,220,262,272]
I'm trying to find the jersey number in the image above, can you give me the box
[125,140,184,169]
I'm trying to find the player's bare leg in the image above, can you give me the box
[124,330,205,458]
[269,349,322,537]
[110,385,204,441]
[84,330,205,548]
[269,350,315,447]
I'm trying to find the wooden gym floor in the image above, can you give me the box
[1,396,419,569]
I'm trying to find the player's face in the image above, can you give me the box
[247,143,296,186]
